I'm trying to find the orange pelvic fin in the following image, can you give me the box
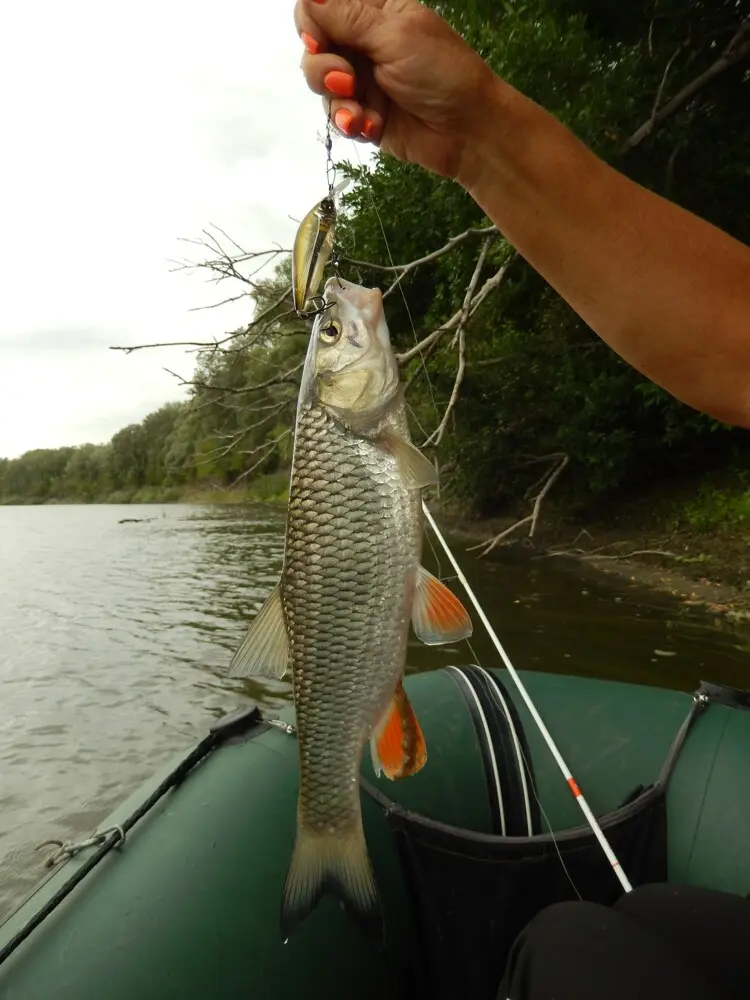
[411,565,473,645]
[370,680,427,781]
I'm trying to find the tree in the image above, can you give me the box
[6,0,749,516]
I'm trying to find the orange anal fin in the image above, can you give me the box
[412,565,473,646]
[370,681,427,781]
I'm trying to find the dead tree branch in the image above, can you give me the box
[422,236,494,448]
[468,454,569,558]
[580,549,677,561]
[164,361,304,395]
[623,20,750,151]
[341,225,498,276]
[110,289,293,354]
[397,253,516,366]
[231,431,293,484]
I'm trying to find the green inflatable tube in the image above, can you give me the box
[0,667,747,1000]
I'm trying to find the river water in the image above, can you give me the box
[1,501,750,920]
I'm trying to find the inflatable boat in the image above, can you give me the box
[0,665,749,1000]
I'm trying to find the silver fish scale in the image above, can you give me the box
[282,402,421,836]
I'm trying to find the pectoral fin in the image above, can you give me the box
[412,565,473,645]
[370,681,427,780]
[379,431,439,490]
[228,582,290,679]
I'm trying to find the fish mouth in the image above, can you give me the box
[323,277,383,315]
[322,278,388,353]
[315,277,399,417]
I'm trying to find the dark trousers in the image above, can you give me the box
[498,883,750,1000]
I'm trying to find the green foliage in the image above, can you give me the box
[2,0,749,516]
[683,481,750,534]
[334,0,750,514]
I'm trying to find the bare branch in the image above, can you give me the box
[110,289,293,354]
[109,340,224,355]
[396,254,516,365]
[188,292,253,313]
[623,20,750,151]
[231,431,293,484]
[652,43,686,119]
[169,361,304,395]
[195,403,291,465]
[468,516,535,554]
[469,454,569,557]
[579,548,677,561]
[341,225,498,278]
[422,236,494,448]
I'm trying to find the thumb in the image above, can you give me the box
[302,0,389,59]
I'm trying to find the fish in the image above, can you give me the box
[228,277,472,936]
[291,181,348,314]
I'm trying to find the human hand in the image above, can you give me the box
[294,0,498,184]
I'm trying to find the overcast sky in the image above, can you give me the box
[0,0,369,459]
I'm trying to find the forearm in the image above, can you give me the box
[461,75,750,428]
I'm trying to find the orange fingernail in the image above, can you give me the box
[301,32,319,54]
[335,109,354,136]
[362,117,376,140]
[325,70,355,98]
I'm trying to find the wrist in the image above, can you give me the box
[456,71,526,195]
[456,72,607,243]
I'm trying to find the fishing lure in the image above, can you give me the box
[291,178,349,316]
[291,193,336,315]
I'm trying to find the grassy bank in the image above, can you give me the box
[0,471,291,508]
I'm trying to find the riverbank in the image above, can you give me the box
[0,471,291,508]
[441,469,750,627]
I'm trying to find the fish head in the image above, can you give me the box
[302,277,400,420]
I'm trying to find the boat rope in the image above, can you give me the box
[35,825,127,870]
[422,502,634,894]
[0,703,264,968]
[265,718,297,736]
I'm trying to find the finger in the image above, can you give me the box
[323,97,384,146]
[352,52,389,144]
[359,106,384,145]
[300,0,391,61]
[325,98,367,139]
[301,51,360,100]
[294,1,327,54]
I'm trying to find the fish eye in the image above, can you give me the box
[319,319,342,345]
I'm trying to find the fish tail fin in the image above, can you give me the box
[280,822,381,940]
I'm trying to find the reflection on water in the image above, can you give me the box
[1,500,749,919]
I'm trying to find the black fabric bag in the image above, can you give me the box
[363,667,700,1000]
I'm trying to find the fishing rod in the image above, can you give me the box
[422,502,633,894]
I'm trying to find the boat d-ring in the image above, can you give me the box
[35,825,127,869]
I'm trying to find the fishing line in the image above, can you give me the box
[424,503,633,894]
[352,144,440,427]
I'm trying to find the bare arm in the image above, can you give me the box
[461,78,750,428]
[296,0,750,427]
